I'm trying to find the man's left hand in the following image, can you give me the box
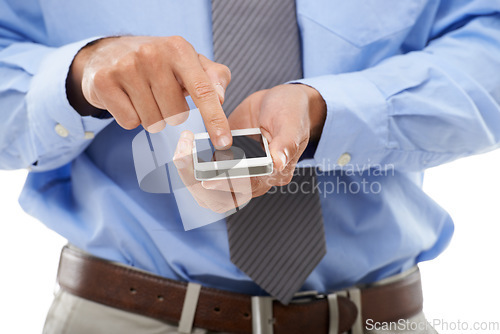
[201,83,326,198]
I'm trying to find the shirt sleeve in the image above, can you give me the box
[298,4,500,172]
[0,3,112,171]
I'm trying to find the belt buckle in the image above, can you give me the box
[251,296,274,334]
[290,290,325,304]
[251,291,325,334]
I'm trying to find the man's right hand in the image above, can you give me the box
[67,36,232,149]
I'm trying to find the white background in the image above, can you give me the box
[1,149,499,333]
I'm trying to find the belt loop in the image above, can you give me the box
[178,282,202,334]
[336,290,348,298]
[347,288,363,334]
[327,293,339,334]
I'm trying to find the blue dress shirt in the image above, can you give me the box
[1,0,500,295]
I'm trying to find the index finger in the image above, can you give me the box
[175,62,232,150]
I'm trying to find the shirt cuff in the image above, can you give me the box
[295,73,389,171]
[26,37,113,165]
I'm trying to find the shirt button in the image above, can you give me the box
[54,124,69,138]
[84,131,95,140]
[337,153,351,167]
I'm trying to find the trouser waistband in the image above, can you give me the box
[56,246,423,334]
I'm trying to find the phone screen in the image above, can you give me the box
[195,134,266,163]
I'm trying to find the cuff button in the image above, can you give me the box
[84,131,95,140]
[55,124,69,138]
[337,153,351,167]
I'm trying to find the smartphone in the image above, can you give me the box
[192,128,273,181]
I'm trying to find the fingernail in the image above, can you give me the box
[276,151,287,171]
[201,181,214,189]
[147,119,166,133]
[215,84,225,103]
[215,134,231,150]
[180,131,191,139]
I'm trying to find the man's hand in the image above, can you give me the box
[204,84,327,197]
[67,36,232,149]
[173,84,327,214]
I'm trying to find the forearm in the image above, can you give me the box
[0,38,112,171]
[299,13,500,172]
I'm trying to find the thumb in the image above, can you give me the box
[268,138,293,173]
[267,121,305,172]
[198,54,231,105]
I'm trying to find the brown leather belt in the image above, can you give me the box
[57,246,423,334]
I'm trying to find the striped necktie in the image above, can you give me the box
[212,0,327,304]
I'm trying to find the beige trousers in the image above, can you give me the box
[43,289,437,334]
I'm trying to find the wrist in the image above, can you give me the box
[297,84,327,141]
[66,38,110,117]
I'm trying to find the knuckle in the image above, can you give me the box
[136,43,159,60]
[192,81,217,101]
[116,54,138,73]
[208,117,226,131]
[92,69,113,90]
[168,35,187,45]
[216,64,231,82]
[166,35,191,55]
